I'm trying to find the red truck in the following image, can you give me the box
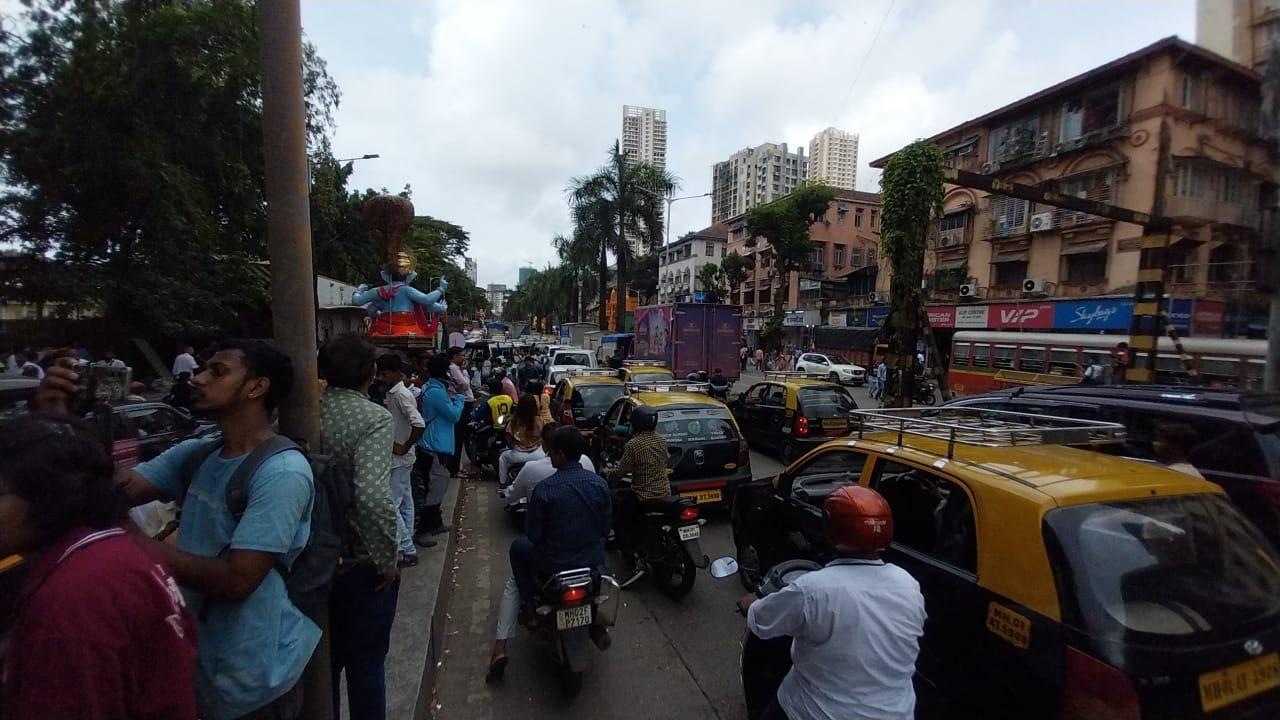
[632,303,743,381]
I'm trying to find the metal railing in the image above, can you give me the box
[622,360,667,368]
[852,407,1126,459]
[568,368,619,378]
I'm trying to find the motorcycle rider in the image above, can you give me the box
[604,405,671,588]
[708,367,730,399]
[736,485,926,720]
[487,426,612,682]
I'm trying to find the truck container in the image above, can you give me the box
[559,322,599,349]
[633,303,743,380]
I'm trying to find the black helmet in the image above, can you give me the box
[632,405,658,432]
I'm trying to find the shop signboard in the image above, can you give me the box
[926,306,956,328]
[1052,299,1133,331]
[990,302,1054,330]
[1192,300,1225,335]
[868,307,890,327]
[828,312,848,327]
[954,305,989,329]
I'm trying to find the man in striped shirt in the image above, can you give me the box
[605,405,671,587]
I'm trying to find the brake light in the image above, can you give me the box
[1060,647,1140,720]
[561,586,588,603]
[796,416,810,436]
[543,385,553,395]
[680,507,699,521]
[561,407,575,425]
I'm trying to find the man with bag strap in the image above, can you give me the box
[68,339,322,720]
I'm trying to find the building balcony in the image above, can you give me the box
[1165,196,1261,231]
[1056,279,1110,297]
[987,286,1025,300]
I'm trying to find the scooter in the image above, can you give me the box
[466,407,509,476]
[529,567,621,698]
[709,557,821,720]
[913,378,938,406]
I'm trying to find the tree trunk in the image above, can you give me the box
[772,269,786,349]
[884,278,919,408]
[598,241,609,329]
[615,241,629,334]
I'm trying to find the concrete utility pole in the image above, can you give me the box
[1262,47,1280,392]
[259,0,321,446]
[259,4,329,718]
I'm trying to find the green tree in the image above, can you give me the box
[696,262,726,303]
[720,250,752,304]
[744,182,838,344]
[0,0,340,337]
[571,195,615,327]
[878,141,945,407]
[569,141,675,332]
[554,231,597,322]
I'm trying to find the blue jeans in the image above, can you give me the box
[389,465,415,557]
[330,565,400,720]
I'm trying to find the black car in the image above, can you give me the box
[945,385,1280,548]
[729,375,859,462]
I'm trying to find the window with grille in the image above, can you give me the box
[867,248,877,266]
[834,245,845,266]
[851,248,863,267]
[1060,85,1122,141]
[855,208,864,227]
[940,212,968,231]
[993,260,1028,287]
[1063,253,1107,283]
[989,195,1028,236]
[1055,168,1115,224]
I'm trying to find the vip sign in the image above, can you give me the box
[992,303,1054,329]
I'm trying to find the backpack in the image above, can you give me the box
[179,435,355,614]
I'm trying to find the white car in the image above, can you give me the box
[795,352,866,386]
[545,348,597,390]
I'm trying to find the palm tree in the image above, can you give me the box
[553,230,597,322]
[569,141,675,332]
[572,195,615,328]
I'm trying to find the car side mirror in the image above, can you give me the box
[614,424,632,437]
[709,557,739,578]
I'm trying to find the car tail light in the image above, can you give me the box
[561,406,575,425]
[543,385,553,395]
[796,416,810,436]
[1060,647,1140,720]
[738,440,750,467]
[561,586,588,603]
[680,506,699,521]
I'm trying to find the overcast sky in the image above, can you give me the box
[300,0,1195,288]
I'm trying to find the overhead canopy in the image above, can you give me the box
[935,258,967,271]
[1060,240,1109,256]
[991,251,1029,263]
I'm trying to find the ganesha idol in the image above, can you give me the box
[351,195,448,338]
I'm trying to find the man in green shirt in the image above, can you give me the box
[318,334,401,719]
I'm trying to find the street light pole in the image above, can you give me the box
[638,187,713,248]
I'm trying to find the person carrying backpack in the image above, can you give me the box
[37,339,321,720]
[318,335,401,720]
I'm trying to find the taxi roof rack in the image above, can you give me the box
[852,407,1126,459]
[568,368,619,378]
[625,380,712,394]
[622,360,667,367]
[763,371,826,380]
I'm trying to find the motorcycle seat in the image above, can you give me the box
[640,495,693,517]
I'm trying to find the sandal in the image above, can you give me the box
[485,655,508,683]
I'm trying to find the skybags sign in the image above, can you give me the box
[1053,300,1134,330]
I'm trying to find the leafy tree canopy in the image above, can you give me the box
[744,182,837,333]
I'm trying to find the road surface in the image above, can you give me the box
[431,374,874,719]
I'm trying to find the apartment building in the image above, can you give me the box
[724,190,882,332]
[464,257,478,285]
[711,143,808,224]
[1197,0,1280,70]
[485,283,510,316]
[868,36,1270,335]
[657,224,729,303]
[807,127,859,190]
[622,105,669,257]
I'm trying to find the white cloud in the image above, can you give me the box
[302,0,1194,287]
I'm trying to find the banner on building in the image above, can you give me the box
[1192,300,1225,335]
[783,310,806,327]
[926,306,955,328]
[954,305,989,329]
[868,307,890,328]
[990,302,1054,330]
[828,312,848,327]
[1053,299,1134,331]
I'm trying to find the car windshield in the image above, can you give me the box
[657,408,739,443]
[798,387,857,417]
[1045,495,1280,640]
[570,385,624,415]
[825,355,852,366]
[555,352,591,367]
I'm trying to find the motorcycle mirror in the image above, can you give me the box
[708,556,739,579]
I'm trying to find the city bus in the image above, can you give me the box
[948,331,1268,396]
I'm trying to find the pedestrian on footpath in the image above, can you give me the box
[740,345,748,372]
[171,343,198,379]
[447,347,476,477]
[376,353,426,564]
[0,415,199,720]
[318,335,402,720]
[414,354,465,545]
[39,340,319,720]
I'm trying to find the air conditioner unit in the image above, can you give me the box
[1029,212,1054,232]
[1022,278,1049,295]
[868,292,884,304]
[980,162,995,174]
[958,283,981,298]
[939,231,963,248]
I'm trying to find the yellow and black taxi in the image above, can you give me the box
[616,361,676,384]
[731,406,1280,719]
[547,368,626,436]
[594,380,751,508]
[728,371,858,463]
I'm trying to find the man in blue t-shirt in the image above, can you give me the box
[61,340,320,720]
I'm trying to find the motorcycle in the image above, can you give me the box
[619,480,710,599]
[466,414,509,476]
[709,556,821,720]
[913,378,938,406]
[529,567,620,698]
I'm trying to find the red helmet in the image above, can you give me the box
[825,485,893,555]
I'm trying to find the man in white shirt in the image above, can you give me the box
[501,422,595,506]
[172,345,198,378]
[448,325,466,352]
[97,349,127,369]
[377,353,430,561]
[737,485,925,720]
[1154,422,1205,479]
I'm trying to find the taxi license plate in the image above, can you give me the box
[678,524,700,541]
[1199,653,1280,712]
[556,605,592,631]
[681,489,723,504]
[821,419,847,430]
